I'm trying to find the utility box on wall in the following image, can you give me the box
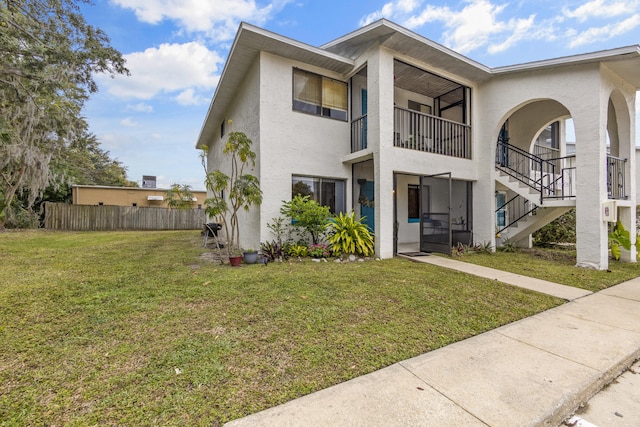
[602,200,617,222]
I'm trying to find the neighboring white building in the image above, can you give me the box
[196,19,639,270]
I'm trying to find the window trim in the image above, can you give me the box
[292,68,348,122]
[291,175,346,215]
[408,184,420,222]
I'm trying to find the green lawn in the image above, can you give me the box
[453,246,640,292]
[0,231,564,426]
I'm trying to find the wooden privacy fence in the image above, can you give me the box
[44,202,206,231]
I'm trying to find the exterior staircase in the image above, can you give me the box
[495,142,576,245]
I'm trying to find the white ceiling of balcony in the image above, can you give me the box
[394,60,462,99]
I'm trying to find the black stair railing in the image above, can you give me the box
[496,140,557,204]
[544,155,576,200]
[495,194,538,234]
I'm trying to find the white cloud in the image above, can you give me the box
[126,102,154,113]
[563,0,638,22]
[568,14,640,47]
[487,14,536,54]
[120,117,138,127]
[111,0,292,42]
[360,0,422,25]
[175,88,208,106]
[363,0,539,54]
[102,42,222,100]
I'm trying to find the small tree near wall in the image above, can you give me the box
[200,128,262,260]
[164,184,194,210]
[280,195,330,245]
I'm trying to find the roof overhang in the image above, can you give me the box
[492,45,640,88]
[322,19,492,83]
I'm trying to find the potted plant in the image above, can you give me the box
[200,124,262,265]
[229,251,243,267]
[242,248,258,264]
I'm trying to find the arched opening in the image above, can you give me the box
[607,90,632,200]
[493,99,576,249]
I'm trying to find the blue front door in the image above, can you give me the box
[361,180,374,233]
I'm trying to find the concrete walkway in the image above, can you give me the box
[405,254,592,301]
[225,259,640,427]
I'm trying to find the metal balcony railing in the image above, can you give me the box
[349,108,471,158]
[393,107,471,159]
[350,114,367,152]
[607,155,627,200]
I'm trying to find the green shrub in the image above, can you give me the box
[474,241,494,254]
[280,195,331,244]
[260,240,289,262]
[498,240,518,252]
[288,244,309,258]
[327,211,374,257]
[3,203,40,229]
[608,220,639,260]
[533,209,576,246]
[308,244,330,258]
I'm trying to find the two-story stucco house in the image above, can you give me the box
[196,19,639,270]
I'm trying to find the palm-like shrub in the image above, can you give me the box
[327,211,374,257]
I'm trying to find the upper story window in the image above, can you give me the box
[293,68,347,121]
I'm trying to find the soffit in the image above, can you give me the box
[492,46,640,88]
[322,19,492,84]
[605,54,640,88]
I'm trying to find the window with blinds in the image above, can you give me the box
[293,68,347,121]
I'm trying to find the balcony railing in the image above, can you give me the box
[497,141,628,202]
[349,108,471,158]
[394,107,471,159]
[351,114,367,152]
[495,194,538,234]
[607,155,627,200]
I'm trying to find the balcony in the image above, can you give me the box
[351,114,367,152]
[349,108,472,158]
[393,107,471,159]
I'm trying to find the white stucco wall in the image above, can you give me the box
[395,174,420,244]
[476,63,636,269]
[394,87,434,112]
[206,58,262,250]
[258,51,352,245]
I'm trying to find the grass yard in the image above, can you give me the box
[454,246,640,292]
[0,231,565,426]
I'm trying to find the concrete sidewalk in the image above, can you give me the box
[406,254,593,301]
[226,261,640,427]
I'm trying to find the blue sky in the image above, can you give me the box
[80,0,640,190]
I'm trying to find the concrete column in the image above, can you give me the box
[472,87,497,251]
[368,47,395,258]
[616,91,637,263]
[575,93,609,269]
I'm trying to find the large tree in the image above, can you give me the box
[0,0,128,226]
[43,130,137,204]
